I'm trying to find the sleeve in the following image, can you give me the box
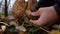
[54,0,60,16]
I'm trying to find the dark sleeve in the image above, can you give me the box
[54,0,60,16]
[36,0,55,9]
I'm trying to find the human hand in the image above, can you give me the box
[30,6,58,26]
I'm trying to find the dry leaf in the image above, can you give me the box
[1,25,6,31]
[49,30,60,34]
[12,0,27,19]
[19,31,27,34]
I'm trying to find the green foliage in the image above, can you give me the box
[28,25,41,34]
[6,25,17,33]
[24,17,29,23]
[0,13,4,17]
[28,29,37,34]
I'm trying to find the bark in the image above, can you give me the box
[5,0,8,17]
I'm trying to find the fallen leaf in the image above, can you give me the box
[1,25,6,31]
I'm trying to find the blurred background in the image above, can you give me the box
[0,0,16,15]
[0,0,60,34]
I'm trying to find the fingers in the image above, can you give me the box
[30,10,41,16]
[30,20,39,25]
[29,14,48,26]
[30,20,38,24]
[29,19,44,26]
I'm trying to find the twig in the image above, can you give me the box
[0,22,9,26]
[40,27,50,33]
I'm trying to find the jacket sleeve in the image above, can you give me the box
[54,0,60,16]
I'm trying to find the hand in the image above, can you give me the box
[30,6,58,26]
